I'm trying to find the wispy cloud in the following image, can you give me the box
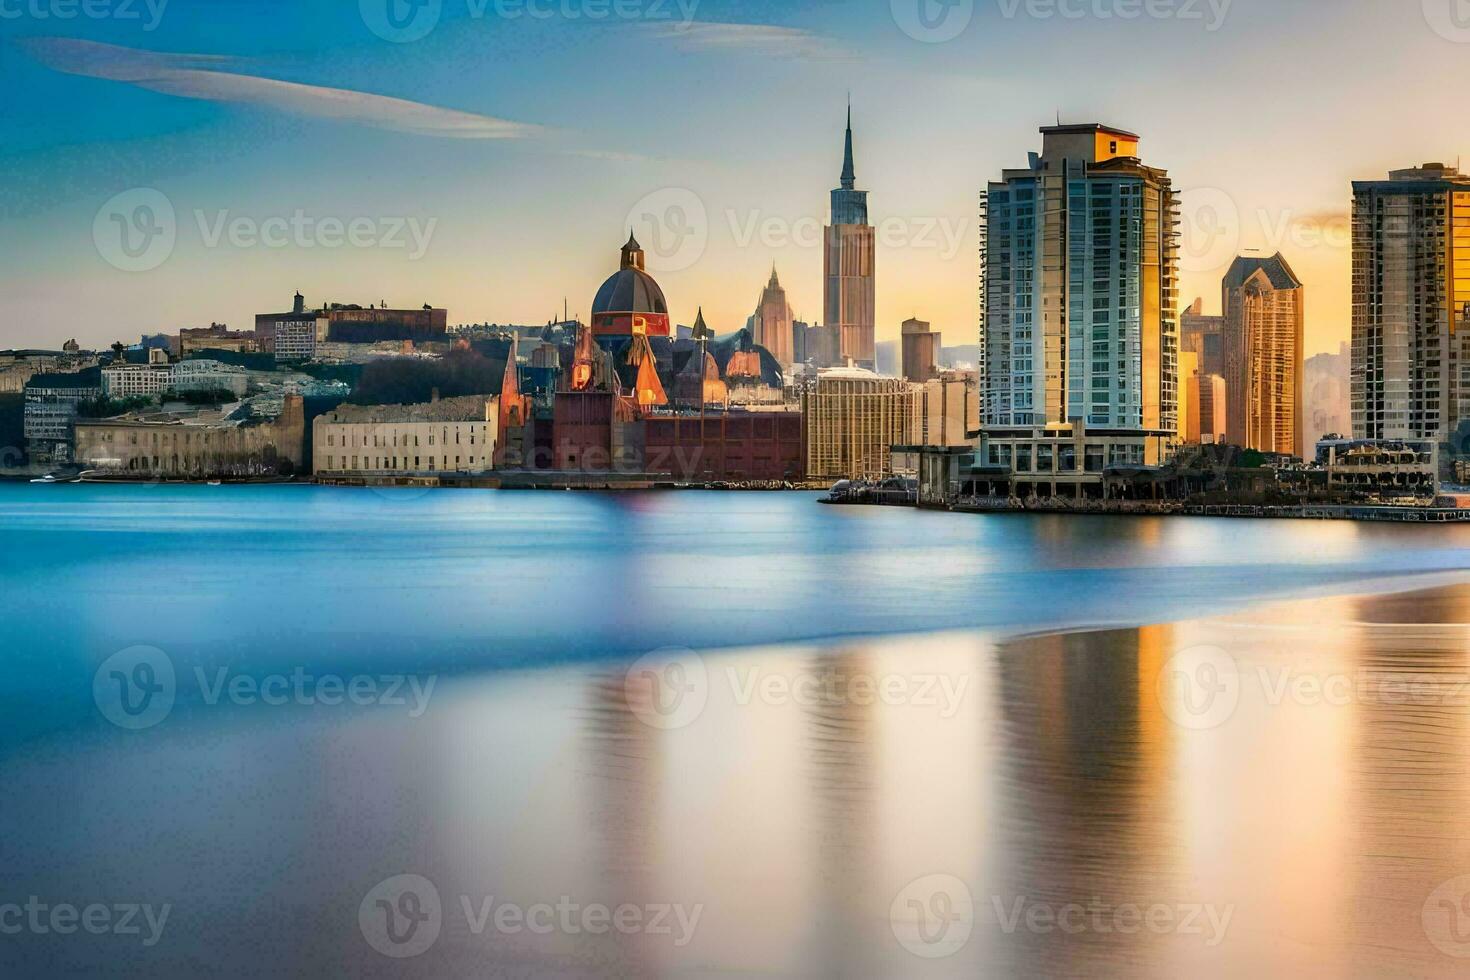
[19,37,545,140]
[649,21,853,61]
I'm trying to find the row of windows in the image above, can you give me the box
[986,441,1146,473]
[323,456,480,471]
[323,426,484,448]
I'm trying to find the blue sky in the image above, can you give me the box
[3,0,1468,354]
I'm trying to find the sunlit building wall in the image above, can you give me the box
[1177,349,1197,443]
[1180,298,1225,377]
[1351,164,1470,440]
[901,318,940,384]
[802,368,914,481]
[1222,254,1305,456]
[980,123,1179,467]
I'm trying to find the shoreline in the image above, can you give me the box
[2,473,830,491]
[826,495,1470,524]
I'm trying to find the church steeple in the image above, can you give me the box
[692,306,713,340]
[840,101,856,191]
[620,232,645,272]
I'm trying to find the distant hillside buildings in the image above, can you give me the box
[180,323,258,357]
[254,293,449,362]
[1,344,92,395]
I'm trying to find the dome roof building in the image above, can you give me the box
[591,234,670,340]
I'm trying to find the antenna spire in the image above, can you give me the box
[840,98,856,190]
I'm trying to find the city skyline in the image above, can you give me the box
[7,2,1470,356]
[14,8,1470,980]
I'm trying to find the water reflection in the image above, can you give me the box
[578,676,660,974]
[988,626,1185,976]
[1344,588,1470,975]
[11,584,1470,975]
[803,651,878,974]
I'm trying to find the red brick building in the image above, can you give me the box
[643,411,804,482]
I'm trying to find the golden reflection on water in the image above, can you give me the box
[554,586,1470,977]
[803,652,878,974]
[1343,588,1470,976]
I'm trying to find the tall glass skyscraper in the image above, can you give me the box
[1351,164,1470,441]
[978,124,1179,488]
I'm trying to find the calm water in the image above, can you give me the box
[5,484,1470,976]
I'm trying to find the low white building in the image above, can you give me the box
[102,350,172,399]
[313,395,499,477]
[104,355,252,400]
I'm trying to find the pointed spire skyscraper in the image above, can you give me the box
[825,102,876,369]
[752,265,794,367]
[841,101,856,191]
